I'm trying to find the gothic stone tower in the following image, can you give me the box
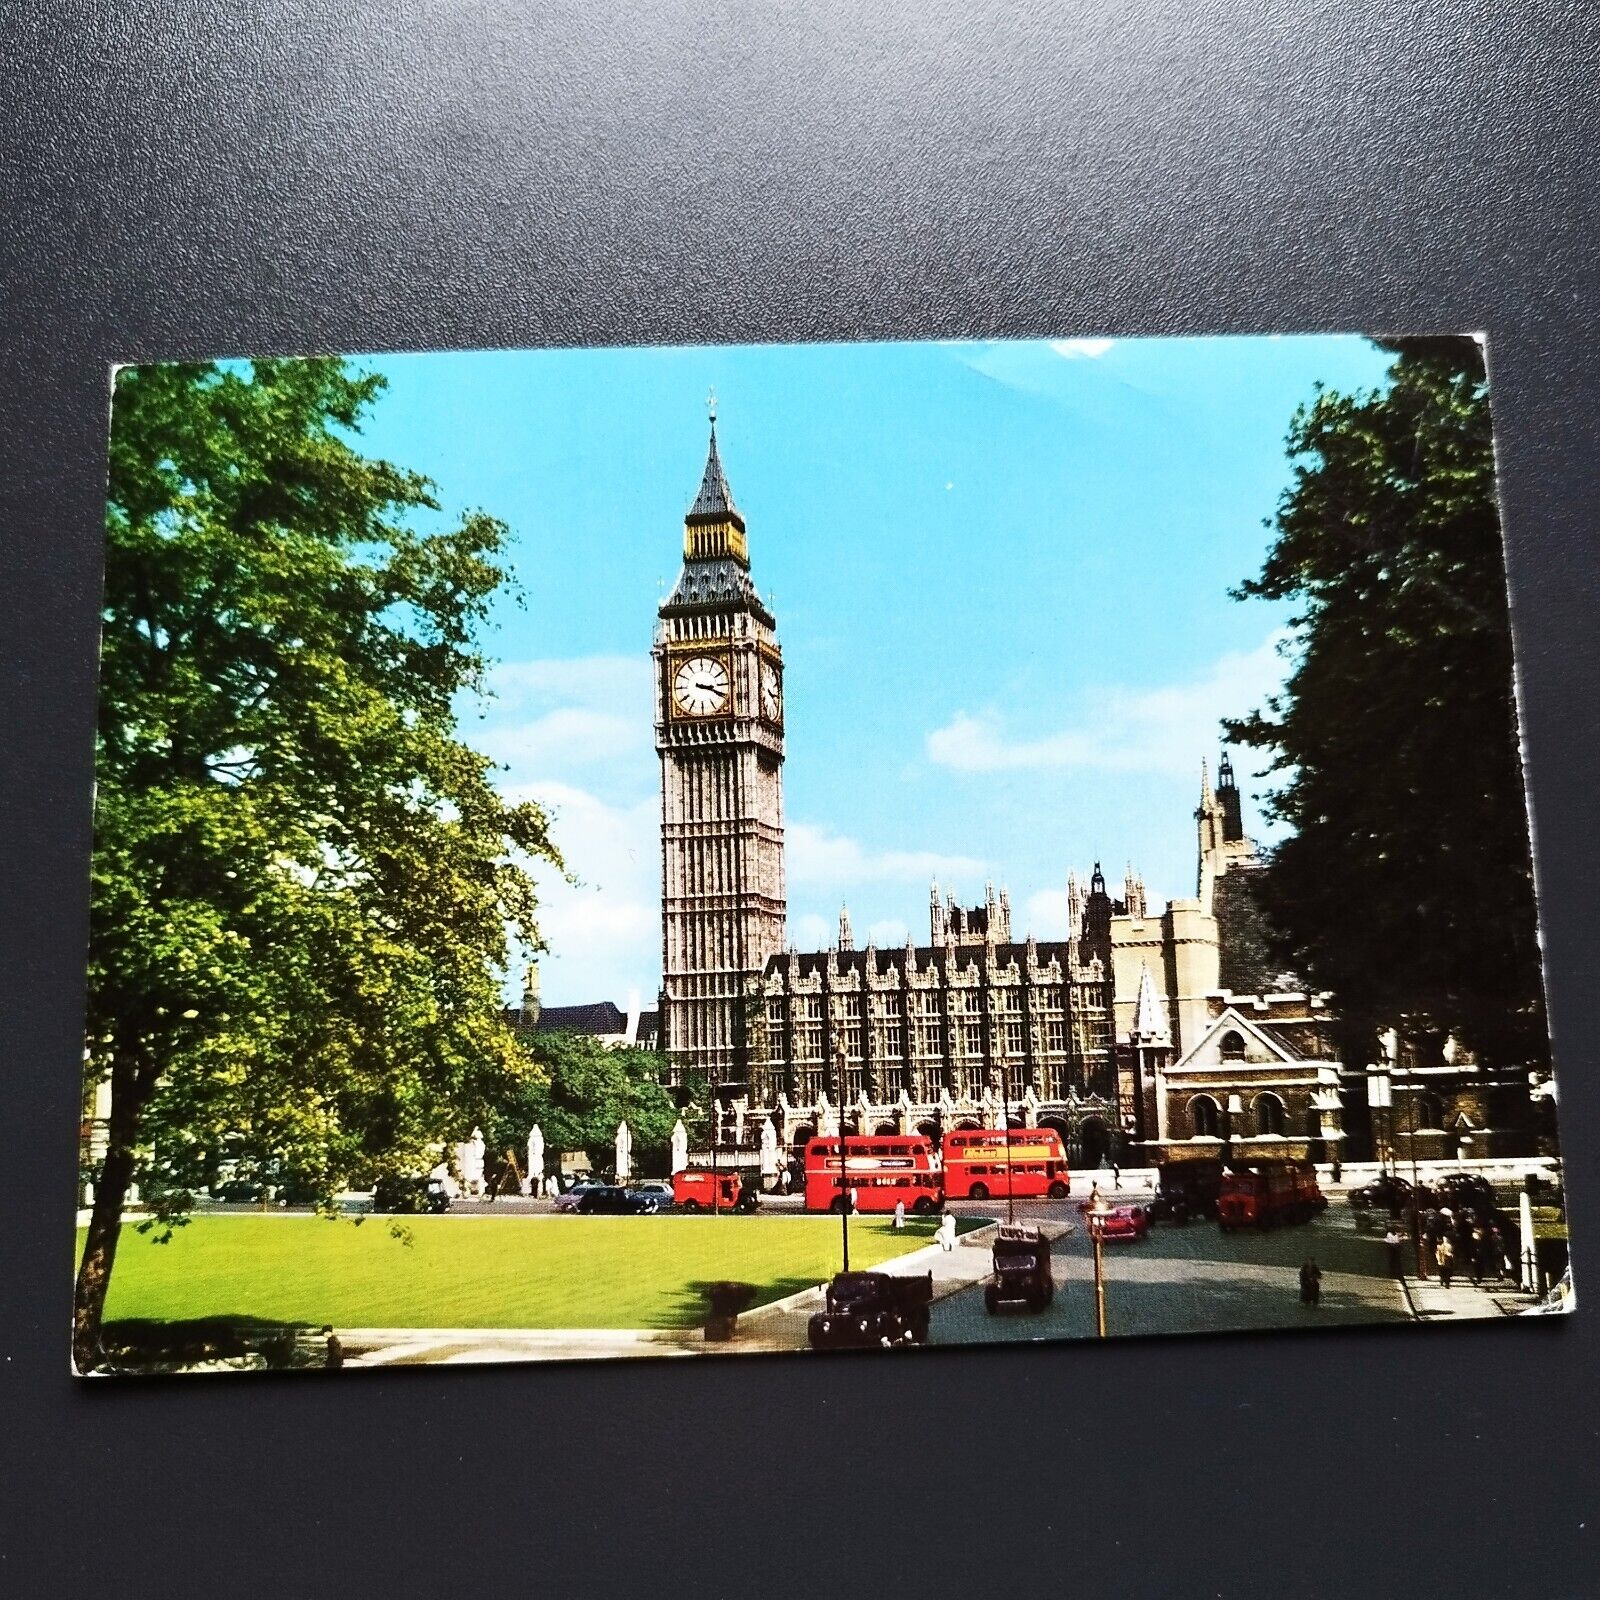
[655,413,786,1090]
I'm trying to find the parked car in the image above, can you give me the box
[626,1180,675,1209]
[808,1271,933,1349]
[575,1184,659,1215]
[1082,1201,1151,1241]
[1149,1159,1223,1223]
[552,1182,606,1213]
[1347,1174,1428,1217]
[371,1174,449,1214]
[1434,1172,1496,1213]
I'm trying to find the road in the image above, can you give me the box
[931,1194,1411,1345]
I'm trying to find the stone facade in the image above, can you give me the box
[654,417,787,1087]
[650,424,1541,1169]
[750,882,1126,1161]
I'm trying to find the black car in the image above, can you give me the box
[1348,1174,1428,1217]
[984,1224,1054,1314]
[808,1271,933,1349]
[1433,1172,1496,1212]
[1149,1159,1224,1223]
[575,1184,659,1215]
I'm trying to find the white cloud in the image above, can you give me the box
[867,918,910,946]
[486,655,650,715]
[1023,888,1071,939]
[787,821,987,887]
[1048,337,1115,359]
[926,631,1289,779]
[479,707,642,772]
[792,913,832,950]
[503,779,659,1007]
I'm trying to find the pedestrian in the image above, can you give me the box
[848,1185,859,1215]
[937,1211,957,1252]
[1299,1259,1323,1308]
[1111,1161,1121,1191]
[1470,1225,1491,1286]
[1383,1226,1405,1280]
[892,1199,906,1230]
[1435,1234,1455,1288]
[322,1325,343,1370]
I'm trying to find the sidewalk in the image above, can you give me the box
[1399,1270,1537,1322]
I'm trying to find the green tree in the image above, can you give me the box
[75,358,558,1370]
[482,1031,679,1180]
[1226,337,1546,1073]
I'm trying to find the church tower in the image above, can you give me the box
[655,407,786,1092]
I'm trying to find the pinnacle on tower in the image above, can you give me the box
[681,403,750,566]
[1131,963,1171,1046]
[689,414,742,524]
[839,903,854,952]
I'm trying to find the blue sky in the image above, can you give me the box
[355,334,1396,1007]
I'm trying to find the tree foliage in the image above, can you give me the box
[481,1031,679,1178]
[76,358,558,1367]
[1226,337,1546,1071]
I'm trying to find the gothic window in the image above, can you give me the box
[1189,1095,1221,1138]
[914,993,943,1061]
[1254,1093,1286,1137]
[1043,1016,1065,1054]
[839,994,862,1059]
[794,996,822,1063]
[1220,1030,1247,1060]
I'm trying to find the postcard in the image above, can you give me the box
[73,333,1570,1374]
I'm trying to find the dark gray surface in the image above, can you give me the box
[3,2,1598,1595]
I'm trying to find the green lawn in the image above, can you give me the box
[84,1213,949,1330]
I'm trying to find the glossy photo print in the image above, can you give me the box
[73,334,1570,1375]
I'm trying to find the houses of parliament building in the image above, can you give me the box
[648,416,1537,1169]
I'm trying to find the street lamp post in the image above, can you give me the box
[834,1037,851,1271]
[1001,1061,1016,1226]
[1086,1185,1114,1338]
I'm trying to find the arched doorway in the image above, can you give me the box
[915,1119,941,1143]
[874,1121,900,1137]
[1075,1116,1110,1168]
[790,1124,816,1157]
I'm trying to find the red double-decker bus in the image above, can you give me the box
[941,1127,1072,1201]
[803,1135,942,1214]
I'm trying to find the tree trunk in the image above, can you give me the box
[72,1067,144,1375]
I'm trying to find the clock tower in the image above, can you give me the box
[655,408,786,1091]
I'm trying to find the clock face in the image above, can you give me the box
[672,655,732,717]
[760,660,782,721]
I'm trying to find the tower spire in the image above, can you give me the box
[689,408,742,525]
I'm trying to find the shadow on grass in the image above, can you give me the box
[650,1275,832,1330]
[97,1316,336,1375]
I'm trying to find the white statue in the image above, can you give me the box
[456,1128,486,1198]
[670,1118,689,1175]
[759,1117,779,1181]
[526,1124,545,1196]
[614,1119,632,1182]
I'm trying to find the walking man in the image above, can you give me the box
[1435,1234,1456,1288]
[1299,1258,1323,1308]
[1384,1225,1405,1280]
[937,1211,957,1252]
